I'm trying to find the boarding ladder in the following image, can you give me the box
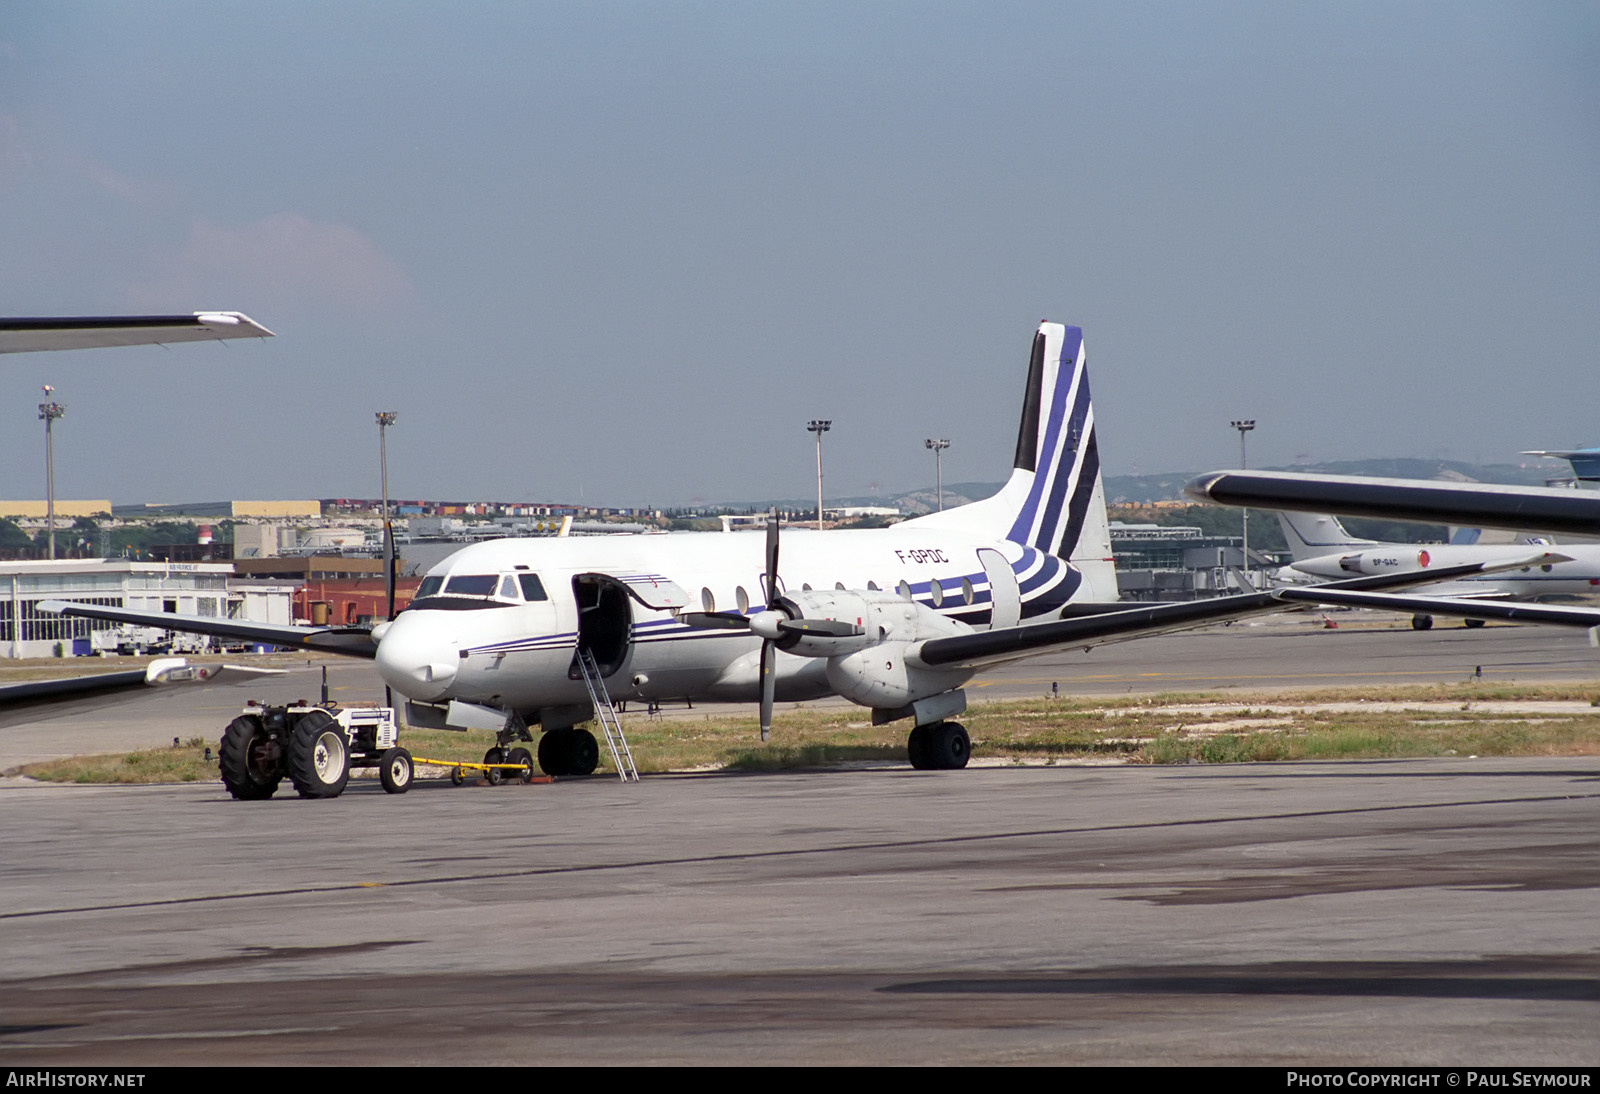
[576,646,639,782]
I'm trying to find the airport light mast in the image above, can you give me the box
[1231,419,1256,589]
[375,411,397,619]
[39,386,65,560]
[925,438,950,512]
[808,419,831,530]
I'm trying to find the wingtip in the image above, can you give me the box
[1183,472,1229,503]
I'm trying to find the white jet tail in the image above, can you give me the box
[1276,510,1380,562]
[907,321,1116,603]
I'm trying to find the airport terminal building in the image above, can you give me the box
[0,560,293,659]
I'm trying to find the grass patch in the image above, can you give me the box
[14,681,1600,784]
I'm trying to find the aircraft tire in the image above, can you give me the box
[1411,615,1434,631]
[378,747,413,794]
[537,730,573,776]
[483,747,506,786]
[288,711,350,799]
[570,730,600,776]
[907,725,933,770]
[507,747,535,783]
[219,714,280,800]
[1463,618,1486,629]
[927,722,970,770]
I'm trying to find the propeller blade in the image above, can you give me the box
[759,639,776,742]
[764,508,780,606]
[384,522,398,621]
[776,618,865,638]
[679,611,752,630]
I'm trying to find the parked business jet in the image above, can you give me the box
[42,320,1600,787]
[1276,510,1600,629]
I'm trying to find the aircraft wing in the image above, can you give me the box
[0,658,286,730]
[0,313,273,354]
[37,600,378,658]
[1185,470,1600,537]
[913,555,1597,670]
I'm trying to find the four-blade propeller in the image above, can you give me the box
[677,511,863,740]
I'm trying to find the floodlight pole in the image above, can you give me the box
[39,386,66,560]
[925,438,950,512]
[375,411,397,619]
[1231,419,1256,588]
[807,420,831,530]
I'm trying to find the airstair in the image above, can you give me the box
[575,646,640,781]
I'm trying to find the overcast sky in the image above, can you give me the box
[2,2,1595,508]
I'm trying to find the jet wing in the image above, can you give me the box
[912,555,1596,670]
[1185,470,1600,538]
[37,600,378,658]
[0,313,273,354]
[0,658,286,730]
[1272,588,1600,627]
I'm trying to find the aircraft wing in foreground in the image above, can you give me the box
[1185,470,1600,538]
[0,313,273,354]
[0,659,286,731]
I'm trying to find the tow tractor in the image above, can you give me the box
[216,667,546,799]
[218,697,418,799]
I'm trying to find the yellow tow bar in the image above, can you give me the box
[412,755,551,786]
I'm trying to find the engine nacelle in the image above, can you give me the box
[824,641,973,708]
[768,588,972,659]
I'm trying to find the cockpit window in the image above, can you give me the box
[498,575,520,600]
[518,573,548,601]
[416,575,444,599]
[444,574,498,597]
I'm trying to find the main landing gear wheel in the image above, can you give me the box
[537,729,572,776]
[483,747,506,786]
[379,747,413,794]
[907,724,933,770]
[220,714,281,800]
[507,747,535,784]
[1464,618,1486,629]
[569,729,599,776]
[920,721,970,770]
[1411,614,1434,631]
[536,729,600,777]
[288,710,350,799]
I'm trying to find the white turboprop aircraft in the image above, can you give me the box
[1276,510,1600,630]
[38,319,1600,794]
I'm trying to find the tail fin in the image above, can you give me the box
[906,321,1115,598]
[1276,510,1379,561]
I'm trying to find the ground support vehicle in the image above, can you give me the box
[219,699,413,800]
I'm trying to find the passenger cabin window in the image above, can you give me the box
[700,587,716,612]
[897,580,912,600]
[518,574,548,601]
[735,585,749,613]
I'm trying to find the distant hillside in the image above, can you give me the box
[720,458,1564,516]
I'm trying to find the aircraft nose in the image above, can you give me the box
[374,614,458,701]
